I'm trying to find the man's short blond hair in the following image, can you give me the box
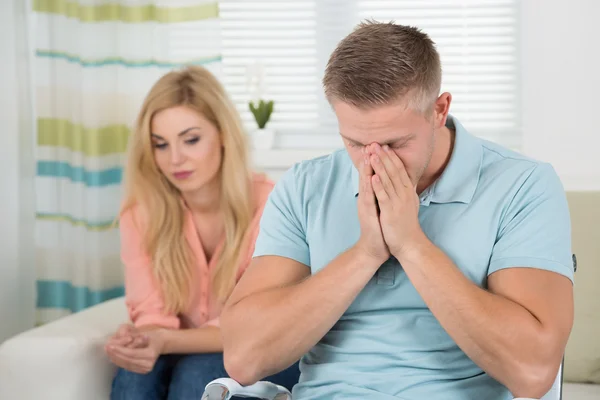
[323,20,442,113]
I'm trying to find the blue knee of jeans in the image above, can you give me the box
[110,355,176,400]
[168,353,227,400]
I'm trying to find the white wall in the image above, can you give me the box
[521,0,600,191]
[0,0,36,342]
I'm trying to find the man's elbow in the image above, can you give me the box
[223,348,264,386]
[509,361,560,398]
[221,318,264,385]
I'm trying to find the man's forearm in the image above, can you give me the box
[159,326,222,354]
[222,247,380,383]
[397,237,560,397]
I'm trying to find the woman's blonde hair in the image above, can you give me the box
[121,66,254,314]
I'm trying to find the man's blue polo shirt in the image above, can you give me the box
[253,115,574,399]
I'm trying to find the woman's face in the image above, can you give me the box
[150,105,223,194]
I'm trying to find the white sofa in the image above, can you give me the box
[0,296,598,400]
[0,297,127,400]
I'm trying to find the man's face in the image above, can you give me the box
[334,100,436,187]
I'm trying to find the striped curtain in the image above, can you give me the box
[33,0,222,324]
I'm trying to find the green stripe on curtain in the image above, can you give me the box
[38,119,130,157]
[36,213,117,231]
[36,50,222,68]
[33,0,219,23]
[37,280,124,312]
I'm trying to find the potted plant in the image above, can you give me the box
[249,99,275,149]
[246,61,276,149]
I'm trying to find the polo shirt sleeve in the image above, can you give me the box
[252,165,310,267]
[488,163,574,282]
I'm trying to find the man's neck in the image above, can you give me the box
[417,125,455,194]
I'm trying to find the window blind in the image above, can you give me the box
[175,0,521,149]
[357,0,521,148]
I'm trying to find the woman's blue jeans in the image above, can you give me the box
[110,352,300,400]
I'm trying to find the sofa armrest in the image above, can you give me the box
[0,297,128,400]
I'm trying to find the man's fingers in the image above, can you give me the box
[360,152,373,179]
[364,176,377,205]
[360,155,378,210]
[373,145,404,193]
[372,174,390,205]
[382,145,412,189]
[370,153,397,197]
[359,153,373,194]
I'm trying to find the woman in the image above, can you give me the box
[106,66,300,399]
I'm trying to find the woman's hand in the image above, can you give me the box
[107,324,149,349]
[105,324,165,374]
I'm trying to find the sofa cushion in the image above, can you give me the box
[563,382,600,399]
[564,192,600,384]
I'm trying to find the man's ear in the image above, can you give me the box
[433,92,452,129]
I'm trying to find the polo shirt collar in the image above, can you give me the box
[426,115,482,205]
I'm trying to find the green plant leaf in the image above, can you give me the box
[248,99,274,129]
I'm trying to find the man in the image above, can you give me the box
[221,21,574,399]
